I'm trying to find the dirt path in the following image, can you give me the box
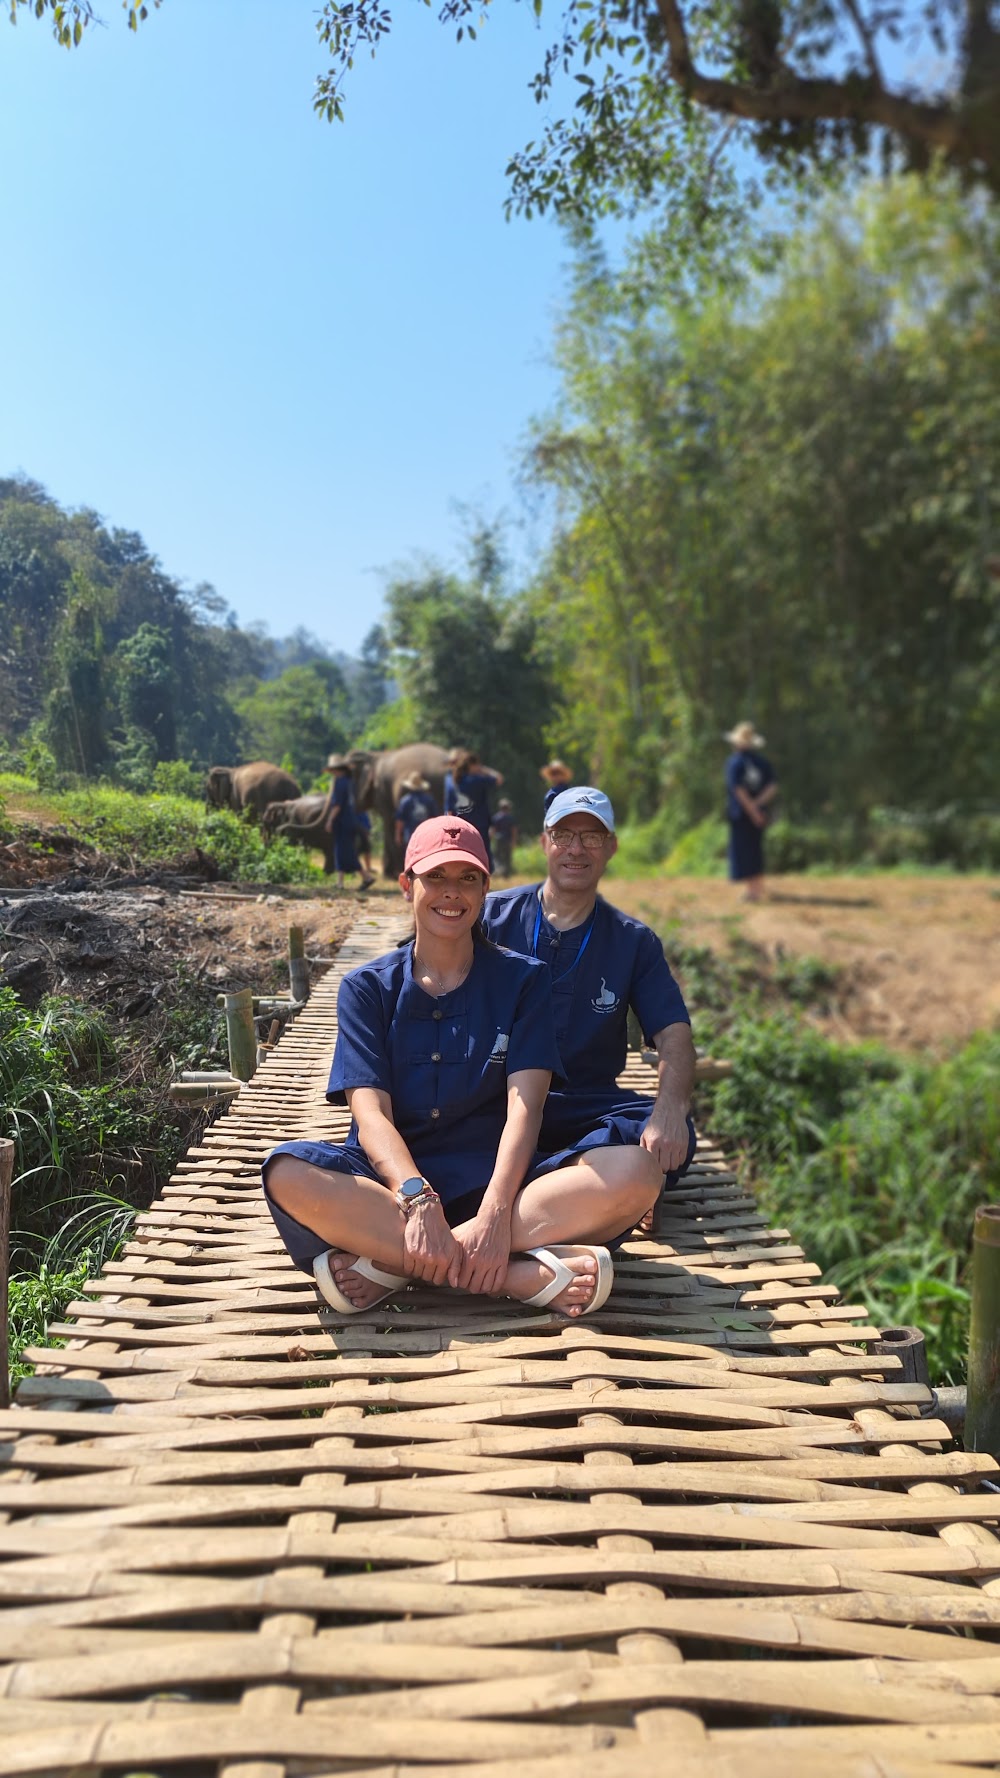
[603,874,1000,1053]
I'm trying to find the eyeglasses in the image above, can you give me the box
[547,828,608,851]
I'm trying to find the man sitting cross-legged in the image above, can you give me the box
[481,786,697,1233]
[263,815,663,1316]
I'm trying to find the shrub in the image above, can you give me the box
[697,1019,1000,1380]
[152,759,205,800]
[0,990,166,1263]
[661,817,727,877]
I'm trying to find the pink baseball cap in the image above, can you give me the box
[404,815,490,876]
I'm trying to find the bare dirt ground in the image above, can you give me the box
[603,874,1000,1054]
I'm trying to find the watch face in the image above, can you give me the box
[400,1177,425,1201]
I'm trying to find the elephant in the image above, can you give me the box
[204,762,302,823]
[348,742,452,877]
[261,795,336,873]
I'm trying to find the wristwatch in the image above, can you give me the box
[395,1175,438,1215]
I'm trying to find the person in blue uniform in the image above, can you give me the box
[489,798,517,877]
[724,721,778,902]
[446,749,503,868]
[322,754,375,892]
[481,786,697,1221]
[353,809,374,880]
[394,771,438,853]
[539,758,574,818]
[263,815,661,1317]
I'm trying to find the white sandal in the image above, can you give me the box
[520,1244,614,1316]
[313,1251,410,1314]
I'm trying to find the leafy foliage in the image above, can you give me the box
[0,988,159,1262]
[529,177,1000,831]
[692,999,1000,1379]
[309,0,1000,246]
[383,534,559,819]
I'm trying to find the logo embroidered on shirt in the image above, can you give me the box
[592,978,619,1014]
[488,1031,509,1063]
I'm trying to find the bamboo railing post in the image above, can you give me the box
[221,987,257,1082]
[288,925,310,1004]
[966,1204,1000,1457]
[0,1140,13,1410]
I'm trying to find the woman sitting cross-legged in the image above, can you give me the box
[263,815,661,1318]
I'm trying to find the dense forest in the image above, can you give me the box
[2,177,998,861]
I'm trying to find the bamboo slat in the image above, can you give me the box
[1,906,995,1775]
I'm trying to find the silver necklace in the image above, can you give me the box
[413,949,473,996]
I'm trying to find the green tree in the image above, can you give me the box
[39,572,114,777]
[19,2,1000,248]
[385,549,558,819]
[234,660,352,784]
[530,175,1000,826]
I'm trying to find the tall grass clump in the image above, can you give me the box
[0,989,162,1261]
[10,781,326,885]
[698,1019,1000,1379]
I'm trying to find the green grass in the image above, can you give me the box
[693,993,1000,1381]
[0,773,326,885]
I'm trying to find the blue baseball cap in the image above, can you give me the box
[543,786,616,833]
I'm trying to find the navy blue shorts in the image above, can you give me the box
[261,1122,678,1275]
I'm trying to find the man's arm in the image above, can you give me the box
[640,1022,696,1174]
[756,780,778,810]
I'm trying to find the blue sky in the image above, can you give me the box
[0,0,581,653]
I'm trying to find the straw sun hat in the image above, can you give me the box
[724,722,765,750]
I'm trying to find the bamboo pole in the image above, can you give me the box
[221,987,257,1083]
[0,1140,13,1411]
[870,1326,929,1388]
[967,1204,1000,1457]
[288,924,310,1004]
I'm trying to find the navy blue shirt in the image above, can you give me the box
[326,940,561,1202]
[451,771,496,839]
[725,750,774,821]
[326,772,354,827]
[482,887,689,1091]
[395,790,438,844]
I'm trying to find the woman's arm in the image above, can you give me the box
[348,1087,461,1285]
[454,1067,550,1295]
[734,785,766,826]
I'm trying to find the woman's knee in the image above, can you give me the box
[266,1156,341,1216]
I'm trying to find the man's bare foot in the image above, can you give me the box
[504,1248,599,1317]
[327,1250,390,1309]
[638,1202,658,1235]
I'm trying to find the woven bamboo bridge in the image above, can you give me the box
[2,907,1000,1776]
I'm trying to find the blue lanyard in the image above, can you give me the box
[531,897,597,986]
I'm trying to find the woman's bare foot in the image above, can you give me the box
[327,1250,391,1309]
[504,1248,600,1317]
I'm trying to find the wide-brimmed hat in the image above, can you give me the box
[325,754,351,771]
[404,815,490,877]
[725,721,765,750]
[401,771,430,791]
[543,786,615,834]
[539,758,571,784]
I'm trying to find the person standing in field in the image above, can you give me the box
[490,798,518,878]
[446,749,504,869]
[322,754,375,892]
[394,771,438,853]
[539,758,573,817]
[724,721,778,902]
